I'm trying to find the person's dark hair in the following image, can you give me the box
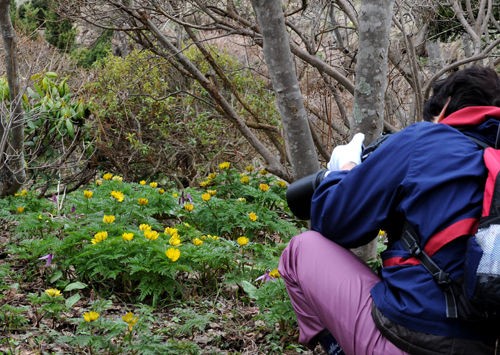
[422,66,500,121]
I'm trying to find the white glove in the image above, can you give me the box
[327,133,365,171]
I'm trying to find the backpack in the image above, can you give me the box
[401,137,500,321]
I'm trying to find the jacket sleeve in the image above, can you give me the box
[310,127,416,248]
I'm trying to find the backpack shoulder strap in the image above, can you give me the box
[400,223,459,318]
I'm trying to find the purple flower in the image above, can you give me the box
[39,253,53,267]
[71,205,76,213]
[178,191,193,205]
[255,269,276,283]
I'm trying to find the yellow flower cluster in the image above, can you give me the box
[240,175,250,184]
[184,203,194,212]
[83,311,100,322]
[259,183,270,192]
[218,162,230,170]
[122,312,138,331]
[110,190,125,202]
[269,268,280,278]
[201,193,211,202]
[15,189,28,197]
[103,215,115,224]
[122,232,134,241]
[248,212,258,222]
[149,182,158,188]
[192,237,203,246]
[45,288,62,297]
[139,180,146,185]
[91,231,108,244]
[144,229,159,241]
[276,180,287,188]
[237,236,249,246]
[138,197,149,206]
[112,175,123,182]
[139,223,152,231]
[103,173,113,180]
[165,247,180,262]
[83,190,93,199]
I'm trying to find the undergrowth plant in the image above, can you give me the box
[2,163,302,329]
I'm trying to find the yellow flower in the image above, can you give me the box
[95,179,103,186]
[248,212,258,221]
[199,180,209,187]
[207,189,216,196]
[237,197,246,203]
[172,192,179,198]
[269,268,281,278]
[110,190,125,202]
[103,173,113,180]
[45,288,62,297]
[259,169,268,175]
[158,188,165,194]
[169,236,181,246]
[103,215,115,224]
[276,180,287,188]
[164,227,178,237]
[139,223,152,231]
[208,173,217,180]
[237,236,249,246]
[218,162,230,170]
[91,231,108,244]
[259,183,270,192]
[144,229,159,241]
[83,311,100,322]
[138,198,149,206]
[245,165,254,172]
[149,182,158,188]
[240,175,250,184]
[192,238,203,246]
[139,180,146,185]
[122,312,138,331]
[165,248,181,262]
[16,206,25,214]
[15,189,28,197]
[122,232,134,241]
[201,193,211,202]
[112,175,123,182]
[184,203,194,212]
[83,190,93,199]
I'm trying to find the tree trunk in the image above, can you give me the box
[251,0,320,179]
[0,0,26,196]
[350,0,395,262]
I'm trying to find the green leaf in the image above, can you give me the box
[240,280,257,299]
[49,270,63,283]
[65,118,75,138]
[65,293,81,308]
[64,281,87,292]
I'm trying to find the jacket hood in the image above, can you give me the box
[440,106,500,148]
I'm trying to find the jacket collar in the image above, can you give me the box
[440,106,500,127]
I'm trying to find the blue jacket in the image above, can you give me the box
[311,106,500,341]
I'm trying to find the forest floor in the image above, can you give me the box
[0,228,320,354]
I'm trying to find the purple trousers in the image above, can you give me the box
[279,231,407,355]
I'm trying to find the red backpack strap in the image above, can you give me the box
[482,148,500,218]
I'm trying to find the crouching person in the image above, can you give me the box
[280,66,500,355]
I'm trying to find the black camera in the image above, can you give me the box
[286,133,391,220]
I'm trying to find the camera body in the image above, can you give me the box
[286,133,391,220]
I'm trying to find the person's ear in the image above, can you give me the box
[436,97,452,122]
